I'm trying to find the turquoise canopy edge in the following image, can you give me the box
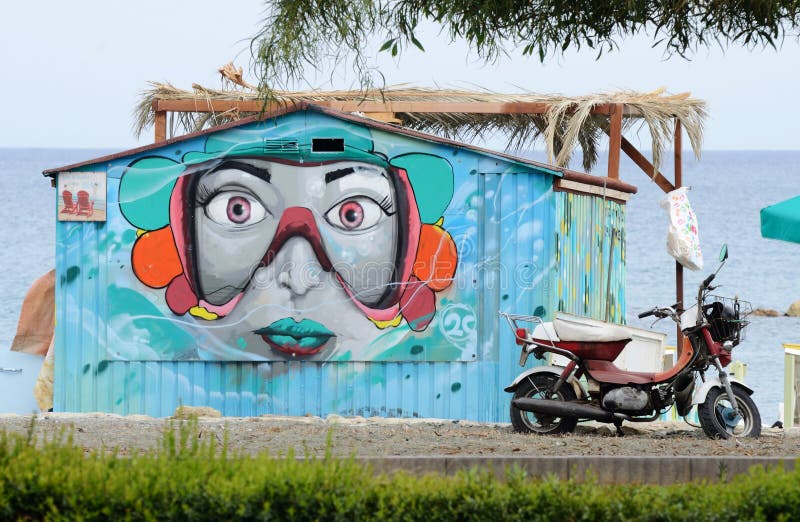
[761,195,800,244]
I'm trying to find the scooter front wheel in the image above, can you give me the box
[510,373,578,434]
[698,386,761,439]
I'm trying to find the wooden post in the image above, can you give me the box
[674,119,684,352]
[607,104,623,180]
[154,110,167,143]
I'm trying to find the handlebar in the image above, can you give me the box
[641,247,728,328]
[637,306,681,323]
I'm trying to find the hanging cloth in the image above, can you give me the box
[659,187,703,271]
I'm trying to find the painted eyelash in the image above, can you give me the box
[350,166,396,214]
[194,182,216,206]
[378,194,396,215]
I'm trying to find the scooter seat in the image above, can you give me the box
[552,316,631,342]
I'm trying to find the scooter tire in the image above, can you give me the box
[510,373,578,435]
[698,385,761,439]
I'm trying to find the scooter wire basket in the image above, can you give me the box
[702,295,752,346]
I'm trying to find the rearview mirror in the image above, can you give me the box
[719,244,728,262]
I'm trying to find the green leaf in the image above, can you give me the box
[378,38,395,52]
[249,0,800,98]
[410,34,425,51]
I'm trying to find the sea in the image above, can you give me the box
[1,147,799,423]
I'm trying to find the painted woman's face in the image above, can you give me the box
[188,159,402,358]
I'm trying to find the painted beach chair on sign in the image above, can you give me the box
[60,190,76,214]
[75,190,93,217]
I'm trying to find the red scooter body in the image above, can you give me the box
[531,339,628,361]
[528,336,697,385]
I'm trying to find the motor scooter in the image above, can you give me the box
[502,244,760,438]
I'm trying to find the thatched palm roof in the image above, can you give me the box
[134,79,706,173]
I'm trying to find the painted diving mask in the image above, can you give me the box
[169,157,422,322]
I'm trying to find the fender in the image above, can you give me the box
[691,377,754,406]
[504,365,586,399]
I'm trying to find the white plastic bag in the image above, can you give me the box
[659,187,703,271]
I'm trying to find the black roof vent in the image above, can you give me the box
[263,139,299,152]
[312,138,345,152]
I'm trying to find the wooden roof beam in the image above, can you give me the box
[151,99,647,116]
[613,133,676,193]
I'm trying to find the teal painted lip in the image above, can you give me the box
[254,318,335,356]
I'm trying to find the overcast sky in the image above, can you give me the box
[3,0,799,151]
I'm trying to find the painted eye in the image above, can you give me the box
[339,201,364,228]
[205,191,267,226]
[325,197,384,231]
[227,196,251,224]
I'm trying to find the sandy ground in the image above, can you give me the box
[1,411,798,458]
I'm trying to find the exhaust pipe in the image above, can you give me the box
[512,398,621,423]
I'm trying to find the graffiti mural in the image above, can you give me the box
[52,108,634,418]
[115,118,463,361]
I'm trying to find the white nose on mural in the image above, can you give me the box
[275,236,323,296]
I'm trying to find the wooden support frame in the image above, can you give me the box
[151,98,642,116]
[617,136,675,193]
[674,119,684,351]
[150,97,687,329]
[154,111,167,143]
[607,104,623,180]
[149,99,647,141]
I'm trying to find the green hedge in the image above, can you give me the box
[1,423,799,521]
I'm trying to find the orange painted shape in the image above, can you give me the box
[132,226,183,288]
[413,224,458,292]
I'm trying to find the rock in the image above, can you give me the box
[172,405,221,419]
[786,301,800,317]
[752,308,781,317]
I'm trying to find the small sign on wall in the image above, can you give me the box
[57,171,106,222]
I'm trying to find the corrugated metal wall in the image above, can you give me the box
[477,172,555,421]
[554,191,626,323]
[54,217,108,412]
[55,170,563,421]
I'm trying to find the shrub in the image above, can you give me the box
[0,423,798,521]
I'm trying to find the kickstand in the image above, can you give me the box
[613,420,625,437]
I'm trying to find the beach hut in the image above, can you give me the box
[42,101,637,421]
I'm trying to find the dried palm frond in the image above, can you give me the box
[218,62,257,91]
[134,82,706,173]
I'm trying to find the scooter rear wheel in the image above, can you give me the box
[510,373,578,434]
